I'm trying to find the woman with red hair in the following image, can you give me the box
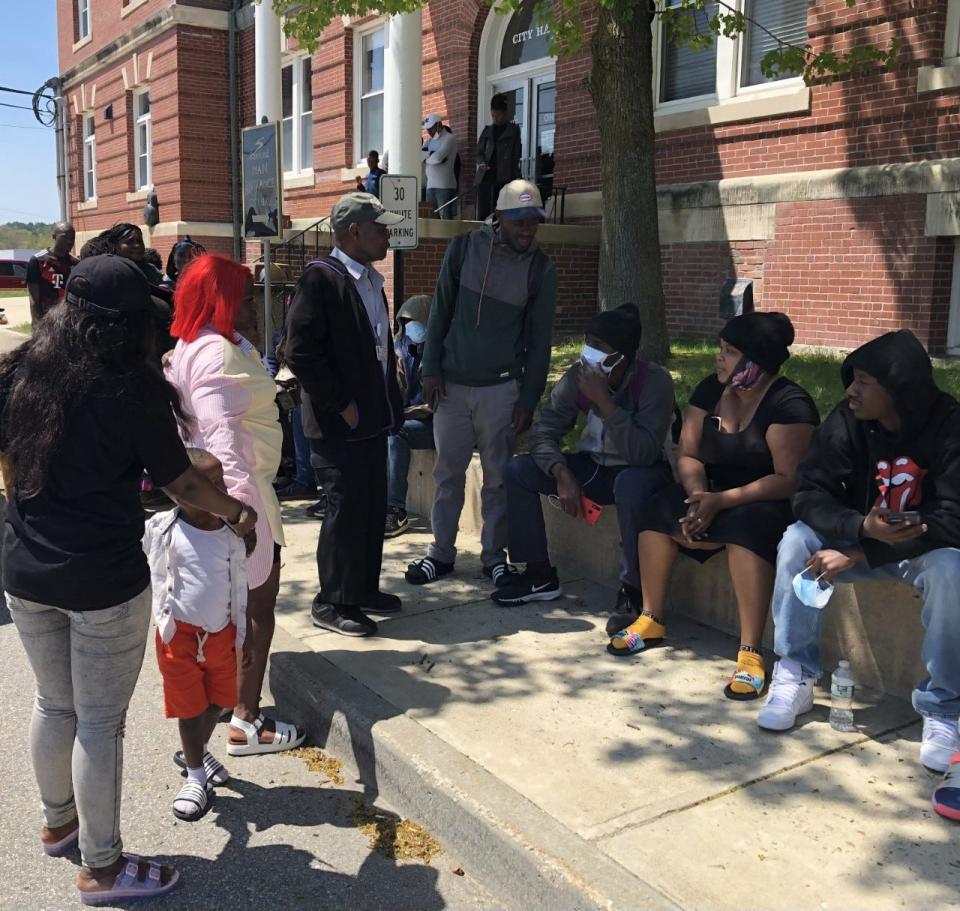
[167,253,304,760]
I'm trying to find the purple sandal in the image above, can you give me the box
[42,825,79,857]
[79,854,180,906]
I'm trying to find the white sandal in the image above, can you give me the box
[226,713,305,756]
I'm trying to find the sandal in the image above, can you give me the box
[227,713,306,756]
[724,648,767,701]
[606,611,666,657]
[79,854,180,906]
[172,779,214,822]
[42,823,79,857]
[404,557,454,585]
[173,749,230,786]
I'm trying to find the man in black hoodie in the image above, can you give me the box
[758,331,960,774]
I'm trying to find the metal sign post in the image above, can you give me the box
[241,122,283,350]
[379,174,419,313]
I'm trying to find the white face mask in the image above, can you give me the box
[792,566,835,609]
[580,344,622,376]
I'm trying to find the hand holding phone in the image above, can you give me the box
[886,510,921,525]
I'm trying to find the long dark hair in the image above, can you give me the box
[0,303,188,498]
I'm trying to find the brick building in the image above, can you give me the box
[58,0,960,352]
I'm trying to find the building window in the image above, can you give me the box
[356,26,385,163]
[82,113,96,200]
[133,90,152,190]
[659,1,718,103]
[739,0,807,87]
[77,0,90,40]
[282,56,313,174]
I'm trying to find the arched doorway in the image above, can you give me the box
[477,0,556,183]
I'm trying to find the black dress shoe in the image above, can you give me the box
[360,591,402,614]
[605,585,641,637]
[311,597,378,637]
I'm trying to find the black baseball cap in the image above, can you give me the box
[65,254,169,320]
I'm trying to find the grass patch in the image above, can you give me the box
[0,290,26,299]
[9,322,30,335]
[350,795,442,864]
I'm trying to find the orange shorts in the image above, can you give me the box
[155,621,237,719]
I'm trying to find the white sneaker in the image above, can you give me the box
[757,659,816,731]
[920,716,960,773]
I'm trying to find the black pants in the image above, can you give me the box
[476,180,505,221]
[310,434,387,606]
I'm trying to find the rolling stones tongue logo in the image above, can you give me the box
[874,456,927,511]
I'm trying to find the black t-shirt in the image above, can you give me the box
[2,394,190,610]
[689,374,819,491]
[26,251,78,318]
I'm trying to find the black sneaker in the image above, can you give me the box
[483,562,518,587]
[359,591,402,614]
[405,556,454,585]
[305,498,327,520]
[311,597,378,637]
[384,509,409,539]
[490,568,562,606]
[275,480,317,501]
[605,586,642,637]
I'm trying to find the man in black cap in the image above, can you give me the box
[492,304,676,606]
[285,191,405,637]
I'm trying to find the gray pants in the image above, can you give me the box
[8,588,151,869]
[428,380,518,567]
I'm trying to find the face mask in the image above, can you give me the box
[581,344,622,376]
[792,566,834,609]
[405,321,427,344]
[726,356,765,391]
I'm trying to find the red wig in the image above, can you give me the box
[170,253,251,343]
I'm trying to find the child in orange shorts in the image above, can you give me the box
[144,449,249,821]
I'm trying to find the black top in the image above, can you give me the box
[2,395,190,610]
[26,251,78,319]
[689,374,819,492]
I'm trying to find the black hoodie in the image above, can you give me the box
[793,330,960,566]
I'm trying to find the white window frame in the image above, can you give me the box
[281,55,314,176]
[353,21,386,167]
[946,0,960,62]
[133,89,152,191]
[82,113,96,201]
[653,0,805,117]
[77,0,90,40]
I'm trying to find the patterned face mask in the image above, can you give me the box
[727,356,766,391]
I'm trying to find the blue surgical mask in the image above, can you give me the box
[792,566,834,609]
[405,321,427,344]
[580,344,622,376]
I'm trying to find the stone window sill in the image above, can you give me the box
[284,170,315,190]
[78,198,98,211]
[654,84,810,133]
[72,34,92,53]
[918,58,960,94]
[121,0,150,18]
[126,188,151,203]
[341,166,366,183]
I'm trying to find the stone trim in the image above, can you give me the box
[150,221,235,238]
[72,34,92,54]
[77,199,98,212]
[925,193,960,236]
[284,170,316,190]
[917,59,960,94]
[654,85,810,134]
[125,189,151,203]
[120,0,150,19]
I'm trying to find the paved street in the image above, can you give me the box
[0,593,506,911]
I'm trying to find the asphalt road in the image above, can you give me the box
[0,596,506,911]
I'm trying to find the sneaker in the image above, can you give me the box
[605,585,641,637]
[921,716,960,773]
[756,659,815,731]
[483,562,518,588]
[490,568,562,606]
[311,597,377,637]
[932,752,960,821]
[405,556,454,585]
[305,498,327,520]
[384,509,409,539]
[275,480,317,501]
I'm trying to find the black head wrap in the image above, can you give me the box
[586,303,642,358]
[720,311,795,374]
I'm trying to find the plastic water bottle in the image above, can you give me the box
[829,660,856,732]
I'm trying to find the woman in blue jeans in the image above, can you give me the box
[0,256,257,906]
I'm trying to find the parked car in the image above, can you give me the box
[0,259,28,290]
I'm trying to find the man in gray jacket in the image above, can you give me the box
[492,305,675,613]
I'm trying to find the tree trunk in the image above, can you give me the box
[589,2,670,363]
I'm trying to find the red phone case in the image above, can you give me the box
[581,496,604,526]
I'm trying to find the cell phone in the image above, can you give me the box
[581,496,604,526]
[887,511,921,525]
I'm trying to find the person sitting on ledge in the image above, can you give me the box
[757,330,960,786]
[492,303,675,607]
[609,312,819,706]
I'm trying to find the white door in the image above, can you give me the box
[491,78,530,176]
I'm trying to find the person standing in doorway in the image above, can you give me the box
[285,192,405,638]
[406,180,556,588]
[421,113,459,219]
[357,150,387,199]
[475,94,522,221]
[26,221,77,324]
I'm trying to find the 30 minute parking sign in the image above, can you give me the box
[379,175,419,250]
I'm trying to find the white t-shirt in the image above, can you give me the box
[421,130,458,190]
[168,520,233,633]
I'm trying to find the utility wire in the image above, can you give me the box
[0,84,55,101]
[0,101,37,112]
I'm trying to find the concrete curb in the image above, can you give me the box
[269,627,680,911]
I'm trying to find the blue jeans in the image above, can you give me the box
[426,188,458,219]
[291,405,315,490]
[504,452,672,589]
[772,520,960,719]
[387,418,435,511]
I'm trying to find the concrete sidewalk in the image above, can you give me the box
[270,506,960,911]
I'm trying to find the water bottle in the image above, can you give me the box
[829,660,856,732]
